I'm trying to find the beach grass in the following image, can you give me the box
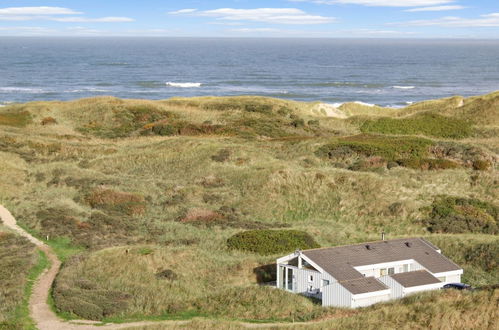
[0,92,497,326]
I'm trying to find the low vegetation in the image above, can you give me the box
[0,92,497,325]
[423,196,498,235]
[0,231,38,329]
[0,109,31,127]
[227,230,320,255]
[360,113,474,139]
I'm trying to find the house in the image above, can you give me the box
[276,237,463,308]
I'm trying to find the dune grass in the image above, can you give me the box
[0,231,40,329]
[0,92,497,324]
[360,113,474,139]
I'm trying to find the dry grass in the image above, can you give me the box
[0,92,497,324]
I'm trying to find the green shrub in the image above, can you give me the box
[316,134,434,162]
[397,158,460,170]
[424,196,498,234]
[227,229,320,255]
[360,113,473,139]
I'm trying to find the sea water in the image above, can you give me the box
[1,37,498,107]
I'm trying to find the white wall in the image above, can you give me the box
[322,282,352,307]
[379,275,404,299]
[352,293,391,308]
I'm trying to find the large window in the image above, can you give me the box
[388,267,395,275]
[380,268,387,276]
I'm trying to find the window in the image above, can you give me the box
[403,264,409,272]
[308,285,314,292]
[309,275,314,282]
[438,276,446,282]
[380,268,387,276]
[322,279,330,287]
[388,267,395,275]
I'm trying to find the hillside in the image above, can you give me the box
[0,92,498,328]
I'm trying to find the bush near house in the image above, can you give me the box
[227,229,320,255]
[423,196,498,234]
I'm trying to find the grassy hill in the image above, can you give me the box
[0,92,497,327]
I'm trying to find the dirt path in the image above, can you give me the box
[1,205,330,329]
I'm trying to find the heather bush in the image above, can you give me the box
[227,229,320,255]
[424,196,498,234]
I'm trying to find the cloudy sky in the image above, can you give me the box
[0,0,498,37]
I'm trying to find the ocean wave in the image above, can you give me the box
[305,82,385,88]
[0,87,45,93]
[328,101,376,108]
[65,87,111,93]
[393,86,415,90]
[353,101,376,107]
[166,82,202,88]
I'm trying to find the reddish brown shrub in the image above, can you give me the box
[86,188,146,215]
[41,117,57,125]
[179,208,224,224]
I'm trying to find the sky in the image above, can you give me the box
[0,0,498,38]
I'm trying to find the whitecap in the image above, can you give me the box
[353,101,376,107]
[166,82,202,88]
[393,86,415,90]
[0,87,45,93]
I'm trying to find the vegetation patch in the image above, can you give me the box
[396,158,460,170]
[227,229,320,255]
[53,256,131,321]
[360,113,474,139]
[40,117,57,125]
[427,236,499,286]
[86,187,146,216]
[194,286,325,321]
[79,104,174,138]
[316,134,434,161]
[0,110,31,127]
[0,232,37,328]
[423,196,498,234]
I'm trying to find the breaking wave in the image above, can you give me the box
[166,82,202,88]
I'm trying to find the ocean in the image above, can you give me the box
[1,37,498,107]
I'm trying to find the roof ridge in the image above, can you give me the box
[338,276,377,283]
[302,237,422,253]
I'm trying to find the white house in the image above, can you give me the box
[276,237,463,308]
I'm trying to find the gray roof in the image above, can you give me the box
[390,270,441,288]
[302,237,461,282]
[338,277,388,295]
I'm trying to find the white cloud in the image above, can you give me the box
[229,28,280,32]
[168,9,197,15]
[0,6,134,23]
[405,5,465,12]
[52,17,134,23]
[289,0,454,7]
[0,6,81,15]
[169,7,334,24]
[396,12,499,27]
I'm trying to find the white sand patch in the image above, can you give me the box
[312,103,348,119]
